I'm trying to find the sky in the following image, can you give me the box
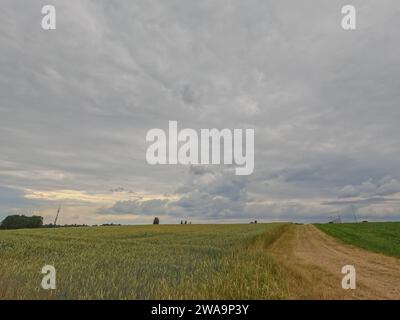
[1,0,400,225]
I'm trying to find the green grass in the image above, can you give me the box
[316,222,400,258]
[0,223,290,299]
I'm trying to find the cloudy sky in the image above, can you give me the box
[1,0,400,224]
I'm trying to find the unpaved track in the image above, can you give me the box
[270,224,400,299]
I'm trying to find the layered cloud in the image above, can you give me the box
[338,177,400,198]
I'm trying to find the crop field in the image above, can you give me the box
[0,223,290,300]
[316,222,400,258]
[2,222,400,300]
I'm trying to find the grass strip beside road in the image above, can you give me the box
[316,222,400,258]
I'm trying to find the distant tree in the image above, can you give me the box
[153,217,160,225]
[180,220,183,224]
[254,220,258,224]
[184,220,187,224]
[0,215,43,230]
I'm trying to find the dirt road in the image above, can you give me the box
[269,224,400,299]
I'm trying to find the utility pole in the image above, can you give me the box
[54,205,61,225]
[351,205,358,223]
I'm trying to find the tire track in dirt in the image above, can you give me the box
[269,224,400,299]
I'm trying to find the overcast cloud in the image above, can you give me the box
[1,0,400,224]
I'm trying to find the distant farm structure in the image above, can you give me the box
[328,215,342,224]
[327,205,359,224]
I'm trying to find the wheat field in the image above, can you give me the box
[0,223,290,299]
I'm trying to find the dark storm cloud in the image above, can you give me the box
[0,186,45,220]
[0,186,27,207]
[321,196,398,206]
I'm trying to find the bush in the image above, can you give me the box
[153,217,160,225]
[0,215,43,230]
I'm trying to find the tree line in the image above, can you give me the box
[0,215,43,229]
